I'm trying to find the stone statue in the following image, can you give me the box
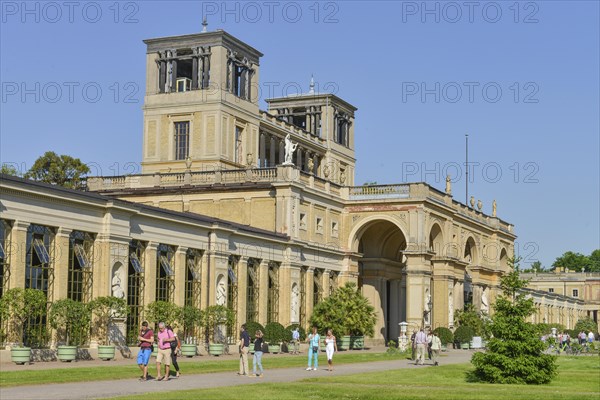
[445,175,451,194]
[291,284,299,322]
[424,291,431,312]
[448,292,454,326]
[481,290,489,313]
[307,158,314,173]
[111,271,125,299]
[492,199,497,217]
[340,170,346,184]
[477,199,483,211]
[470,196,475,208]
[185,156,192,170]
[216,279,227,306]
[283,134,298,165]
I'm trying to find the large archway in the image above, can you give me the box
[351,218,407,344]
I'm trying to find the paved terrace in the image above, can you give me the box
[1,347,474,400]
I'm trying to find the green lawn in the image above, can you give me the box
[114,357,600,400]
[0,351,409,388]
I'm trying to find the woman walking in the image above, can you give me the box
[252,330,264,377]
[306,326,320,371]
[166,325,181,378]
[325,329,337,371]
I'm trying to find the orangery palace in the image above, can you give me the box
[0,28,597,348]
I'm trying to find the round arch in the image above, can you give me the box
[428,223,444,255]
[348,215,409,254]
[464,236,479,265]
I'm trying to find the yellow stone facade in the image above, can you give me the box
[1,29,596,349]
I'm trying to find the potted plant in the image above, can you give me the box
[0,288,47,365]
[48,298,92,362]
[432,327,453,351]
[454,325,475,350]
[201,305,234,356]
[178,305,201,357]
[264,322,287,354]
[310,283,376,351]
[144,301,181,357]
[89,296,127,360]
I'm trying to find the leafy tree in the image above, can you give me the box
[454,304,486,336]
[574,317,597,334]
[264,322,290,344]
[144,301,181,331]
[433,327,453,345]
[201,305,234,344]
[89,296,128,346]
[24,151,90,189]
[454,325,475,344]
[551,251,591,272]
[0,164,22,176]
[522,260,543,273]
[178,305,202,343]
[0,288,46,347]
[310,282,376,337]
[588,250,600,272]
[471,257,557,384]
[48,298,92,346]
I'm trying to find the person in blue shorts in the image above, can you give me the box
[137,321,154,381]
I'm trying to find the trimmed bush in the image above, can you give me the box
[243,321,265,338]
[454,325,475,344]
[433,327,453,345]
[264,322,288,344]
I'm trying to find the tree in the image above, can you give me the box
[89,296,128,346]
[48,298,92,346]
[24,151,90,189]
[588,249,600,272]
[574,317,597,334]
[0,164,22,177]
[201,305,234,344]
[471,257,557,384]
[454,304,486,336]
[551,251,590,272]
[144,301,181,330]
[0,288,46,347]
[522,260,543,273]
[178,305,202,343]
[310,282,376,337]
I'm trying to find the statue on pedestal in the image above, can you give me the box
[283,134,298,165]
[492,199,497,217]
[445,175,451,194]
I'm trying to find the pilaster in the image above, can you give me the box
[53,227,72,301]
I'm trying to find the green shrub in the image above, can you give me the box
[454,325,475,344]
[286,324,306,341]
[243,321,265,339]
[574,317,597,333]
[48,298,92,346]
[433,327,453,345]
[264,322,288,344]
[144,301,181,331]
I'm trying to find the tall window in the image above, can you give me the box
[185,249,203,307]
[329,271,338,296]
[0,219,11,299]
[174,121,190,160]
[234,126,243,164]
[246,258,260,323]
[227,256,239,339]
[68,231,94,303]
[267,262,279,323]
[25,224,55,347]
[313,268,323,307]
[156,244,175,302]
[126,240,145,345]
[300,267,307,328]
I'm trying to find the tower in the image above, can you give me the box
[141,29,263,173]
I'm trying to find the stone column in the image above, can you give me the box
[269,135,276,167]
[143,243,158,307]
[174,246,188,307]
[53,227,72,301]
[259,133,266,168]
[237,258,248,324]
[8,221,29,290]
[361,276,387,344]
[258,259,269,325]
[389,279,401,340]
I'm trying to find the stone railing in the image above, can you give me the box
[347,184,410,200]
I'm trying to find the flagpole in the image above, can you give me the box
[465,134,469,205]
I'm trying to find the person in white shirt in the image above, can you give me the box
[430,331,442,366]
[588,331,595,345]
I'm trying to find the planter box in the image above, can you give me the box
[441,345,448,352]
[57,345,78,362]
[350,335,364,350]
[460,342,470,350]
[337,335,351,351]
[209,343,225,356]
[267,344,281,354]
[97,345,116,361]
[11,347,31,365]
[180,343,197,357]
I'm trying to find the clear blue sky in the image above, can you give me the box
[1,1,598,268]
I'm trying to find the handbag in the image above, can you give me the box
[312,346,319,353]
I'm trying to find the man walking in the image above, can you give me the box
[415,327,428,365]
[156,322,173,381]
[292,327,300,355]
[238,324,251,376]
[137,321,154,381]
